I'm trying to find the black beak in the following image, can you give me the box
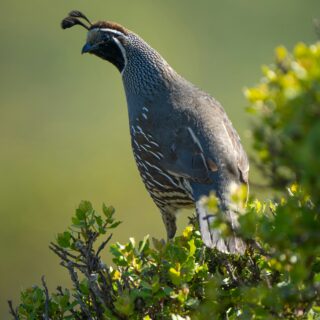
[81,43,93,54]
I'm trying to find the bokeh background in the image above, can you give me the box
[0,0,319,317]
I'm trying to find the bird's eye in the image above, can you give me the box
[101,32,113,41]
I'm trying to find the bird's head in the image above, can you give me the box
[61,10,129,73]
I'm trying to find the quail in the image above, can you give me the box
[61,11,249,254]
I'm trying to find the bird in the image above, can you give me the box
[61,10,249,254]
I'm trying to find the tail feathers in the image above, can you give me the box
[196,201,246,255]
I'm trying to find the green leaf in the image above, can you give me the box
[169,264,181,286]
[78,200,93,212]
[109,221,122,229]
[114,291,134,316]
[57,231,71,248]
[102,203,115,219]
[138,235,149,253]
[188,239,196,257]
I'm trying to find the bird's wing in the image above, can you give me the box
[161,126,213,184]
[219,110,249,184]
[161,92,249,185]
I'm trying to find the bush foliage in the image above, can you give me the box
[246,42,320,197]
[9,42,320,319]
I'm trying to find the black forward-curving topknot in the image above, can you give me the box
[68,10,92,26]
[61,10,92,30]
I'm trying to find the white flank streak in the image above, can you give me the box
[221,122,234,150]
[143,169,166,189]
[144,161,179,187]
[133,139,138,147]
[136,126,154,146]
[136,125,143,133]
[142,107,149,112]
[149,140,160,147]
[139,144,149,152]
[140,162,149,172]
[139,144,161,160]
[181,179,193,199]
[144,170,155,180]
[133,140,141,150]
[149,151,162,160]
[136,126,152,142]
[142,113,148,120]
[113,37,128,75]
[149,178,167,189]
[135,153,142,161]
[146,181,157,189]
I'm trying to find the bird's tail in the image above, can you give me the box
[196,199,246,254]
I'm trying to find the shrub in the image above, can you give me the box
[245,42,320,199]
[9,42,320,319]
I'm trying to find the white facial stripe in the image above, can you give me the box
[113,37,127,75]
[92,27,125,37]
[89,27,127,74]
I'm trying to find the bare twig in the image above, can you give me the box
[41,276,50,320]
[49,242,79,260]
[98,269,114,306]
[64,262,93,320]
[88,286,104,320]
[96,233,113,258]
[8,300,19,320]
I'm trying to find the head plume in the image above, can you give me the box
[61,10,92,30]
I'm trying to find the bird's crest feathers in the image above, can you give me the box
[61,10,128,35]
[89,21,128,35]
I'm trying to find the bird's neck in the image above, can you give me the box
[121,35,177,96]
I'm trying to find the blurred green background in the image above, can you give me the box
[0,0,319,317]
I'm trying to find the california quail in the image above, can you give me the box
[61,11,249,254]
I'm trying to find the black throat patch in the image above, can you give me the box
[94,39,125,73]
